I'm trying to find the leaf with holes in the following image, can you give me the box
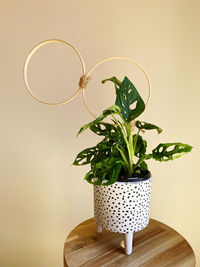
[116,76,145,122]
[73,138,119,166]
[90,122,125,148]
[136,121,162,134]
[90,124,127,172]
[73,147,97,166]
[74,75,193,185]
[90,122,117,136]
[77,105,121,136]
[151,143,193,162]
[84,157,122,186]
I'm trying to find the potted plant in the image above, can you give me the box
[73,76,192,255]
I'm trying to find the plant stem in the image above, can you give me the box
[116,147,130,174]
[133,156,146,170]
[112,115,133,176]
[133,154,152,171]
[126,122,134,175]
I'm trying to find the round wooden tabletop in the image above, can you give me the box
[64,218,196,267]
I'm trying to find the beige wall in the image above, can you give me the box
[0,0,199,266]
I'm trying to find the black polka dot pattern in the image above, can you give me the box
[94,177,152,233]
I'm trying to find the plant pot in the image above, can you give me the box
[93,173,152,255]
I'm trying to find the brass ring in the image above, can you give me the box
[23,39,86,106]
[82,57,151,119]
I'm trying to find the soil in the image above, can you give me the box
[116,169,151,182]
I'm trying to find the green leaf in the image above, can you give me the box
[116,77,145,122]
[90,122,117,136]
[77,105,121,136]
[136,121,163,134]
[73,147,96,166]
[73,138,118,166]
[139,161,148,171]
[152,143,193,162]
[132,135,149,171]
[84,157,122,186]
[77,114,105,136]
[134,134,147,156]
[103,162,122,185]
[102,76,121,94]
[103,105,121,116]
[102,76,122,87]
[89,119,129,173]
[90,122,124,148]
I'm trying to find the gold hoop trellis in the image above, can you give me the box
[23,39,86,106]
[23,39,151,118]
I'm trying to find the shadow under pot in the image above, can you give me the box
[93,172,152,255]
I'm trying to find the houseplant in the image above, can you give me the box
[73,76,192,255]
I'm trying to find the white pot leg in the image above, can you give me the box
[96,224,103,234]
[124,232,133,255]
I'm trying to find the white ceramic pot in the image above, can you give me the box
[93,175,152,254]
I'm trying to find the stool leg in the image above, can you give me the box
[96,224,103,234]
[124,232,133,255]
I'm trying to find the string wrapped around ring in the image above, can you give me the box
[79,75,92,89]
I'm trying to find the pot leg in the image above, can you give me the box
[96,225,103,234]
[124,232,133,255]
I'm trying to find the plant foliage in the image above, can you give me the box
[73,76,193,185]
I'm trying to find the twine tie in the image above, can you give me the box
[79,75,91,89]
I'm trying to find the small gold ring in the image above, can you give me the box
[23,39,86,106]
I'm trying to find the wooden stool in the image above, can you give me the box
[64,218,196,267]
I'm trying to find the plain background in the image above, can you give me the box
[0,0,199,266]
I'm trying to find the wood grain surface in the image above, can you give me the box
[64,218,195,267]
